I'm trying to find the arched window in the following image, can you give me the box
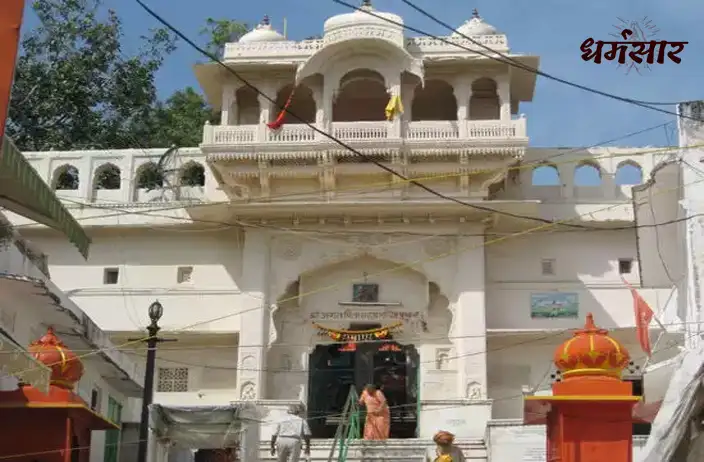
[135,162,164,190]
[615,161,643,185]
[93,163,121,190]
[574,163,602,186]
[52,165,79,190]
[531,164,560,186]
[180,162,205,187]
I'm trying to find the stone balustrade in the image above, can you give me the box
[223,35,509,61]
[202,118,527,146]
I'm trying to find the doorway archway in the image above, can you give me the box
[306,331,419,439]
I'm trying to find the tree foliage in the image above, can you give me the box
[8,0,244,151]
[200,18,249,58]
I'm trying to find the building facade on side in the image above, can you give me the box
[3,4,688,461]
[0,138,144,461]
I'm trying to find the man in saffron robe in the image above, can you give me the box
[358,384,390,440]
[426,430,466,461]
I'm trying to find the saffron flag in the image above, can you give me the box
[623,277,655,356]
[267,88,296,130]
[385,94,404,121]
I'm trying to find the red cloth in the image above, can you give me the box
[623,278,655,356]
[267,88,295,130]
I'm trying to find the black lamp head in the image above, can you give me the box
[148,300,164,323]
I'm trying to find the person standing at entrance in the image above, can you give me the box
[425,430,465,461]
[358,384,390,440]
[271,404,312,462]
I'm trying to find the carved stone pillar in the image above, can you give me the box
[221,84,237,125]
[453,81,471,138]
[235,232,271,400]
[387,77,402,138]
[451,234,488,399]
[497,77,511,122]
[257,86,277,141]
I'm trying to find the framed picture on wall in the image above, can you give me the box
[352,283,379,303]
[530,292,579,318]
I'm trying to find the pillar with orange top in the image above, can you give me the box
[523,313,640,462]
[0,0,26,140]
[0,327,118,462]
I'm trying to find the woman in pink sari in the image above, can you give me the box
[358,384,390,440]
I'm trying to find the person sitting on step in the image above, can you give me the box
[426,430,466,462]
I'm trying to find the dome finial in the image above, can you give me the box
[261,15,270,26]
[362,0,372,7]
[28,327,84,389]
[472,8,480,18]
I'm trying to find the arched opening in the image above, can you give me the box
[268,255,439,440]
[52,164,79,190]
[574,162,602,186]
[135,162,164,190]
[93,163,121,190]
[180,162,206,187]
[273,84,316,125]
[531,164,561,186]
[333,69,388,122]
[615,161,643,185]
[411,79,457,121]
[235,87,259,125]
[469,77,500,120]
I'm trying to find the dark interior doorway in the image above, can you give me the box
[306,324,419,439]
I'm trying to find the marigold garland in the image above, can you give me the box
[312,322,402,342]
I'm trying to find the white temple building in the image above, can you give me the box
[3,3,695,460]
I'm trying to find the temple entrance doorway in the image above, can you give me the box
[307,323,419,439]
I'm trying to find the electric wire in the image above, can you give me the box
[8,172,701,381]
[16,319,698,355]
[8,4,700,386]
[336,0,694,113]
[48,139,680,224]
[129,0,683,230]
[0,332,690,460]
[48,122,674,212]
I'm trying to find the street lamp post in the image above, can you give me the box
[135,300,175,462]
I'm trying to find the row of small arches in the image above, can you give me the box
[531,161,643,187]
[51,161,206,191]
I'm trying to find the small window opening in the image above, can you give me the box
[619,258,633,274]
[177,266,193,283]
[104,268,119,285]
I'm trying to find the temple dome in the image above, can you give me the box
[28,327,84,389]
[324,0,403,34]
[239,16,286,44]
[453,9,499,37]
[553,313,630,379]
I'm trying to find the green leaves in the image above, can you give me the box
[8,0,243,151]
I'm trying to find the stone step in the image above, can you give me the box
[258,438,487,461]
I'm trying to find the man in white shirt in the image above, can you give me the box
[271,404,312,462]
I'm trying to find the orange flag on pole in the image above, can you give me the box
[622,277,655,356]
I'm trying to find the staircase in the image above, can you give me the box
[258,438,488,461]
[260,387,488,461]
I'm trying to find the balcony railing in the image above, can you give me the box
[203,118,527,146]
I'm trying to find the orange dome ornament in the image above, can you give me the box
[28,327,84,389]
[553,313,630,379]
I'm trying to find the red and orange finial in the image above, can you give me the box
[28,327,84,389]
[553,313,630,379]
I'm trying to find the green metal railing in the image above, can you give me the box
[327,386,361,462]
